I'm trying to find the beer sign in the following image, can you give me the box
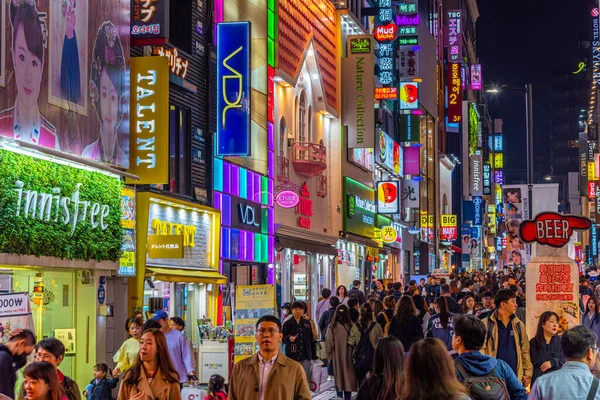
[519,212,592,248]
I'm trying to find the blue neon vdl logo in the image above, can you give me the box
[216,22,251,157]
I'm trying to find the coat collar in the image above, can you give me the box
[249,351,287,367]
[136,367,170,397]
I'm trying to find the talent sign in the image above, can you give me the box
[519,213,592,248]
[381,226,398,243]
[131,0,168,45]
[377,181,400,214]
[343,36,375,148]
[447,62,462,123]
[375,0,396,90]
[234,285,276,363]
[127,56,169,184]
[447,11,462,63]
[441,214,457,240]
[470,64,482,90]
[399,82,419,110]
[147,235,184,258]
[216,22,251,156]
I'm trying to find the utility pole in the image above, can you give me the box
[525,83,534,217]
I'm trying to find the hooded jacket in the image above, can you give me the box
[455,351,528,400]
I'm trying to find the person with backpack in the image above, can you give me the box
[348,303,383,385]
[325,305,356,400]
[481,289,533,387]
[530,325,600,400]
[356,336,405,400]
[376,295,395,333]
[426,296,455,353]
[452,314,528,400]
[389,295,424,351]
[529,311,564,386]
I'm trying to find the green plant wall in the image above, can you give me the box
[0,150,123,261]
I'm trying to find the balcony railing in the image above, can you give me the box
[291,141,327,177]
[277,156,290,181]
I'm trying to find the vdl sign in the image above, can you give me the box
[216,22,251,156]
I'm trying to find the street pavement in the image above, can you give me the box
[312,380,357,399]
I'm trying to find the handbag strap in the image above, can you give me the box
[588,378,599,400]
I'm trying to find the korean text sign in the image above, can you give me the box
[216,22,251,156]
[447,11,462,63]
[131,0,169,45]
[447,63,462,123]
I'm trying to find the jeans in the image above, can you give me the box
[337,391,352,400]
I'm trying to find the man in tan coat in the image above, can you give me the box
[229,315,311,400]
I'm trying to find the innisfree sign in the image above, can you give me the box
[519,212,592,248]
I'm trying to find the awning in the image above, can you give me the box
[276,235,338,256]
[451,245,463,253]
[146,266,228,284]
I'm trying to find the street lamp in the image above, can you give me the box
[485,84,535,217]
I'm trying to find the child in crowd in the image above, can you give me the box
[205,374,227,400]
[83,363,117,400]
[112,316,143,377]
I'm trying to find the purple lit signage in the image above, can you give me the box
[471,64,482,91]
[447,10,462,63]
[396,14,420,26]
[403,146,420,175]
[276,191,300,208]
[494,170,504,184]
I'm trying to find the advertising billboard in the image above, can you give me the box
[344,178,375,238]
[470,64,482,90]
[399,81,419,110]
[216,22,251,156]
[377,181,400,214]
[447,62,462,123]
[403,146,420,175]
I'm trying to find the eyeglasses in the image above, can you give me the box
[256,328,280,337]
[592,347,600,355]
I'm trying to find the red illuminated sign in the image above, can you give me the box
[375,23,397,42]
[589,181,597,199]
[447,62,462,123]
[296,182,313,229]
[519,212,592,248]
[375,87,398,100]
[441,227,457,241]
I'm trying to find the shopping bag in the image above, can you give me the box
[315,340,327,360]
[180,386,208,399]
[309,360,327,394]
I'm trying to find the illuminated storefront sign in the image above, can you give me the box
[420,214,434,228]
[447,62,462,122]
[472,197,483,226]
[494,153,504,169]
[399,82,419,110]
[494,135,503,151]
[441,214,457,240]
[381,226,398,243]
[399,50,418,78]
[276,191,300,208]
[573,61,586,74]
[396,14,420,26]
[375,23,397,42]
[398,36,419,46]
[344,178,375,238]
[127,56,169,184]
[153,47,189,78]
[470,155,482,196]
[375,87,398,100]
[377,131,401,173]
[399,114,419,142]
[403,146,420,175]
[447,11,462,63]
[471,64,482,90]
[483,164,491,195]
[216,22,251,156]
[296,183,314,229]
[495,170,504,184]
[131,0,168,45]
[375,0,396,91]
[592,8,600,86]
[377,181,400,214]
[590,181,597,199]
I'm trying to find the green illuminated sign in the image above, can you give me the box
[399,3,417,13]
[399,27,417,35]
[343,178,375,238]
[349,37,372,54]
[398,36,419,46]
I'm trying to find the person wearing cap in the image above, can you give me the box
[476,291,496,319]
[348,280,366,305]
[152,310,196,385]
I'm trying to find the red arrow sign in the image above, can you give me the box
[519,212,592,248]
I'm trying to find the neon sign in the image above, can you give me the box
[573,61,586,74]
[296,183,313,229]
[447,11,462,63]
[216,22,251,156]
[153,46,189,79]
[375,0,396,91]
[375,23,397,42]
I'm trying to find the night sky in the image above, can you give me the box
[477,0,589,183]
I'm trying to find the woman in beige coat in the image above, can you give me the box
[325,305,357,400]
[118,329,181,400]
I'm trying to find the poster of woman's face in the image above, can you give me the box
[0,0,129,168]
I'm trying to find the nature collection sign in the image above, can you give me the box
[0,149,123,261]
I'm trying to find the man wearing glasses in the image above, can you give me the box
[530,326,600,399]
[229,315,311,400]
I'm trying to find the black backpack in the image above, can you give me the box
[352,322,375,370]
[454,359,509,400]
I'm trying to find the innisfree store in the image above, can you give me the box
[0,149,126,391]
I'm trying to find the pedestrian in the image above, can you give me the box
[389,295,424,351]
[392,282,403,303]
[347,297,360,323]
[481,289,533,386]
[141,319,162,332]
[336,285,350,305]
[413,294,431,336]
[376,295,395,333]
[282,301,317,381]
[530,326,600,399]
[348,280,366,304]
[374,279,387,300]
[452,314,528,400]
[440,284,462,314]
[508,285,526,323]
[348,303,383,385]
[169,316,196,369]
[529,311,565,385]
[152,310,197,385]
[113,316,142,377]
[118,329,181,399]
[476,291,495,319]
[22,362,65,400]
[428,277,439,304]
[125,310,144,335]
[418,278,428,297]
[402,338,470,400]
[356,336,405,400]
[426,296,455,353]
[82,363,118,400]
[0,329,36,399]
[461,293,476,315]
[205,374,227,400]
[370,298,383,319]
[281,302,292,320]
[325,305,356,400]
[457,280,474,302]
[229,315,311,400]
[318,296,340,340]
[32,338,81,400]
[582,297,600,344]
[450,281,460,300]
[316,288,332,325]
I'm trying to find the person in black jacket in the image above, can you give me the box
[376,295,396,332]
[347,297,360,323]
[0,329,35,399]
[318,296,340,340]
[83,363,118,400]
[529,311,565,385]
[348,280,366,304]
[440,283,462,314]
[356,336,405,400]
[388,295,424,351]
[282,301,316,380]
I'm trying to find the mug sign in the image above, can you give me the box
[276,190,300,208]
[519,212,592,248]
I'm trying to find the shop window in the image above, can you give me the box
[298,91,307,142]
[167,105,191,195]
[170,0,192,53]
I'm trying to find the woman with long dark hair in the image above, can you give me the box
[388,295,423,351]
[402,338,470,400]
[336,285,349,305]
[529,311,564,385]
[325,305,356,400]
[413,294,431,336]
[22,362,65,400]
[118,329,181,399]
[426,296,455,352]
[348,303,383,385]
[582,297,600,345]
[356,336,405,400]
